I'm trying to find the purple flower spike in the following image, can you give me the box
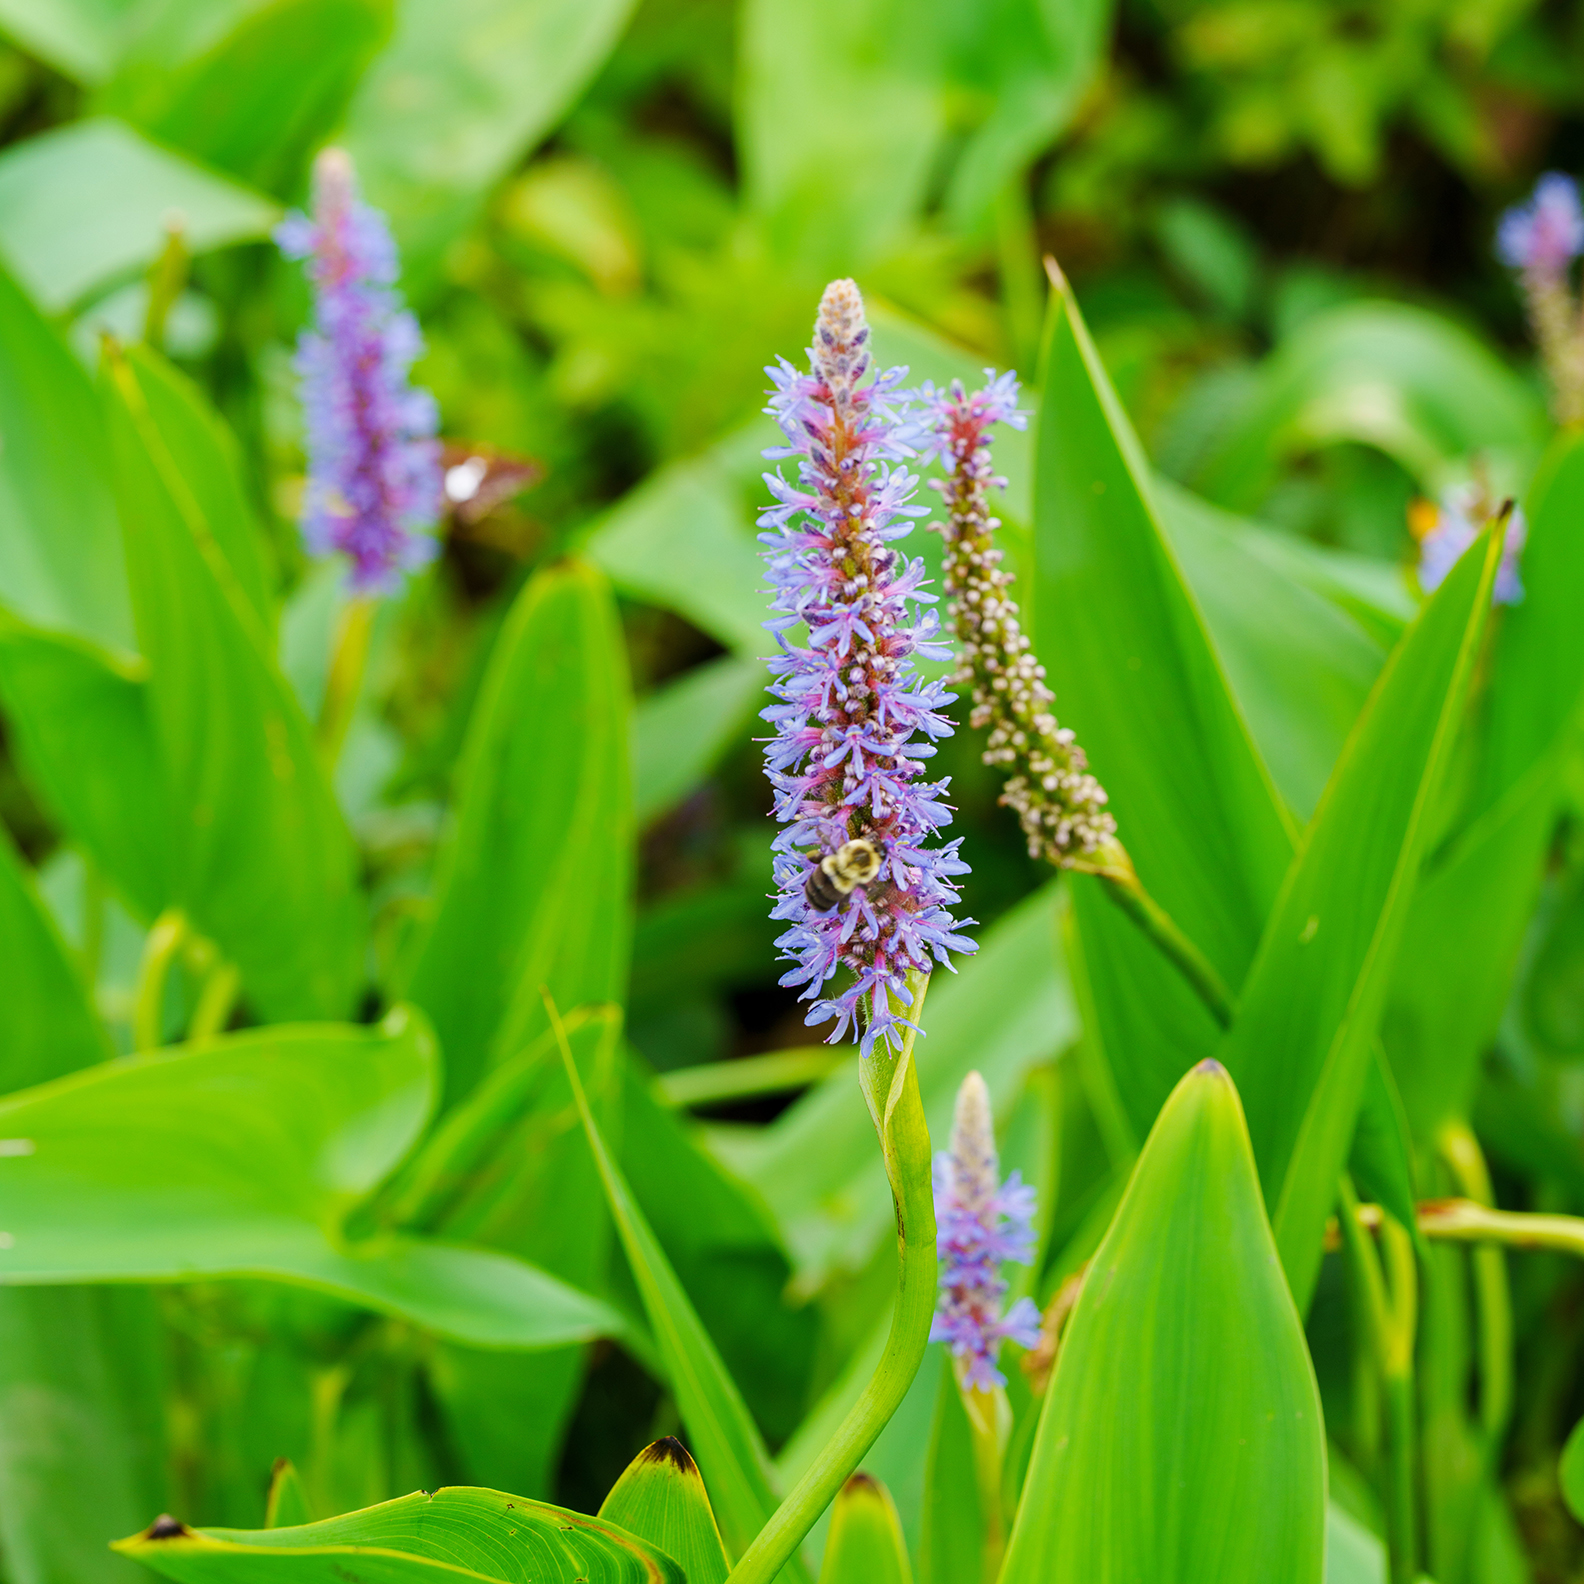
[277,149,442,593]
[759,279,975,1057]
[1413,483,1526,606]
[930,1071,1040,1393]
[1497,173,1584,276]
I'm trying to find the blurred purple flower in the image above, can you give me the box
[930,1071,1040,1392]
[1497,174,1584,276]
[759,278,975,1057]
[1413,484,1526,605]
[277,149,442,593]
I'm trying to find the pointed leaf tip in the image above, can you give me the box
[1193,1057,1227,1077]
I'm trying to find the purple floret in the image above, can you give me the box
[1497,173,1584,276]
[277,149,442,593]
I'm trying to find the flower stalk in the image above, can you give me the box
[724,972,939,1584]
[1497,173,1584,425]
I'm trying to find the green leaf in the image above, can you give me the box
[114,1488,685,1584]
[0,0,140,83]
[598,1439,730,1584]
[726,883,1075,1293]
[0,258,134,650]
[0,1286,168,1584]
[0,1009,620,1350]
[0,623,171,919]
[817,1474,913,1584]
[1000,1060,1326,1584]
[1156,480,1392,821]
[104,342,363,1021]
[0,118,277,312]
[102,0,390,195]
[1221,526,1498,1308]
[1195,301,1547,508]
[1033,268,1293,1134]
[341,0,637,293]
[558,1022,798,1574]
[265,1463,312,1530]
[634,653,764,826]
[0,822,112,1090]
[1560,1417,1584,1523]
[403,559,632,1106]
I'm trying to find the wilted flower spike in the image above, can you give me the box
[930,1071,1040,1392]
[1411,483,1526,606]
[759,279,976,1058]
[277,148,442,593]
[919,374,1118,867]
[1496,173,1584,425]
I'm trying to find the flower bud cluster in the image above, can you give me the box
[759,281,976,1057]
[277,149,442,592]
[920,374,1117,866]
[1497,173,1584,425]
[930,1071,1041,1392]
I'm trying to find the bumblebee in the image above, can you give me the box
[804,837,882,911]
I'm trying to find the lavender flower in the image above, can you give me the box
[1496,174,1584,424]
[277,149,442,592]
[930,1071,1040,1392]
[919,374,1118,868]
[1497,173,1584,275]
[759,279,975,1056]
[1411,483,1526,605]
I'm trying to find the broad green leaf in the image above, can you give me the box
[634,653,764,826]
[341,0,637,293]
[0,1010,620,1350]
[0,623,170,919]
[0,118,277,312]
[0,0,140,82]
[1561,1417,1584,1522]
[598,1439,730,1584]
[1325,1503,1386,1584]
[620,1053,814,1445]
[403,559,632,1106]
[1194,301,1547,508]
[102,0,389,195]
[1033,269,1292,1133]
[105,343,363,1021]
[114,1488,685,1584]
[1156,480,1391,820]
[582,441,766,654]
[113,343,272,623]
[737,0,941,268]
[1000,1061,1326,1584]
[0,1286,168,1584]
[723,883,1075,1293]
[0,823,113,1090]
[561,1031,798,1573]
[0,259,134,650]
[265,1463,312,1530]
[1221,527,1497,1308]
[817,1475,912,1584]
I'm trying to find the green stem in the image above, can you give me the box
[80,855,106,990]
[188,960,241,1042]
[132,908,188,1052]
[142,221,187,349]
[656,1048,849,1110]
[1337,1177,1418,1584]
[317,596,375,767]
[1101,869,1235,1029]
[959,1380,1008,1584]
[1437,1123,1512,1449]
[724,972,939,1584]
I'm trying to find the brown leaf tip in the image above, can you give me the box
[144,1516,192,1541]
[842,1472,881,1496]
[640,1437,698,1474]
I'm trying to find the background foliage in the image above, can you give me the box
[2,0,1584,1581]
